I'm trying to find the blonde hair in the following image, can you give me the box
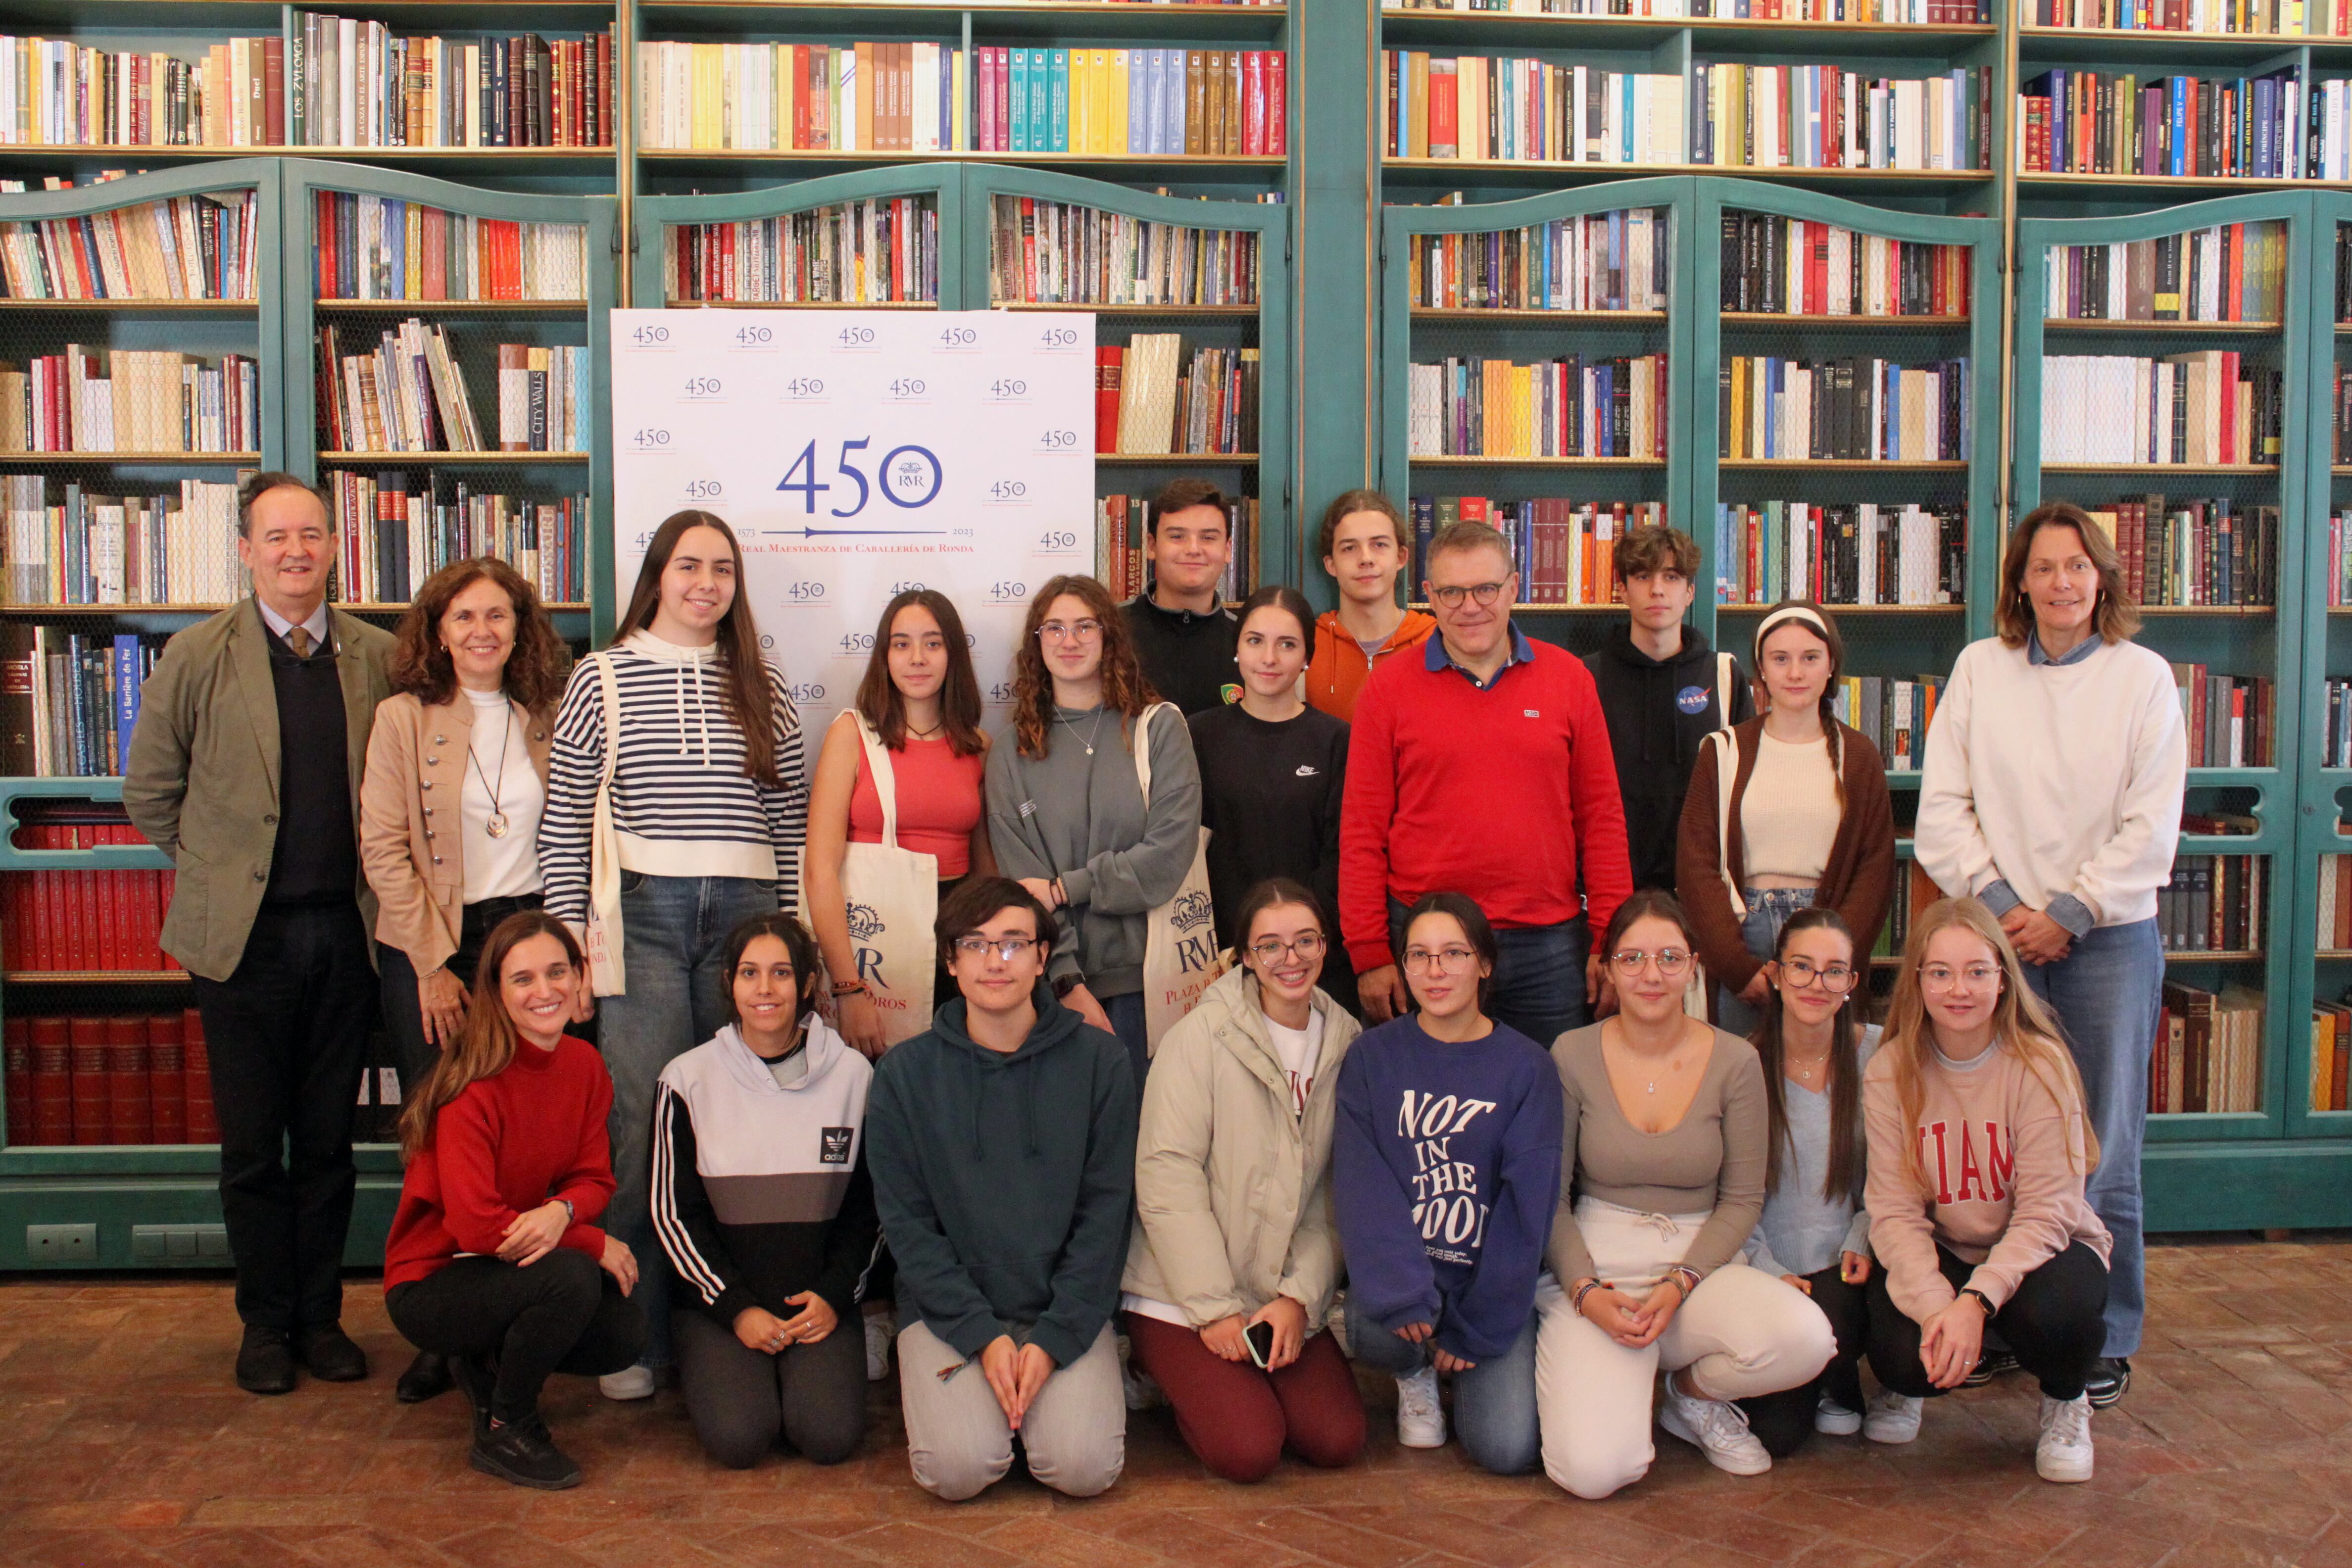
[1877,897,2101,1194]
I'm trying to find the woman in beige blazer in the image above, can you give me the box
[361,557,570,1403]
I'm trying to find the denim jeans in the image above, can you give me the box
[1347,1305,1541,1475]
[598,872,782,1369]
[2018,917,2160,1359]
[1716,885,1817,1037]
[1387,897,1590,1046]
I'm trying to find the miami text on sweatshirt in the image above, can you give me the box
[1332,1016,1564,1362]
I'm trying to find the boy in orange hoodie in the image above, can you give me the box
[1305,490,1435,723]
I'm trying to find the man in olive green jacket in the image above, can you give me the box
[124,472,394,1396]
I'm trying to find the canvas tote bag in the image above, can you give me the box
[1134,701,1223,1056]
[799,711,940,1048]
[582,652,628,996]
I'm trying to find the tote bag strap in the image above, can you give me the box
[593,652,622,792]
[1133,702,1172,802]
[1716,650,1738,727]
[1709,725,1744,907]
[847,710,902,851]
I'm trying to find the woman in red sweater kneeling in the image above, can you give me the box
[385,912,647,1490]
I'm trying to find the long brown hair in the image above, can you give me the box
[612,511,783,788]
[1010,574,1155,759]
[1751,907,1864,1201]
[1997,500,2142,648]
[856,589,985,755]
[1877,897,2100,1196]
[388,556,570,711]
[396,912,586,1159]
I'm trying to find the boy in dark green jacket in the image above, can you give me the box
[867,877,1137,1501]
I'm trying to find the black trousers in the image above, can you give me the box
[1866,1241,2110,1403]
[378,893,557,1093]
[190,901,377,1332]
[1737,1264,1868,1458]
[387,1250,647,1423]
[675,1304,866,1468]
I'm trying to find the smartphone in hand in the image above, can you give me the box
[1243,1319,1276,1370]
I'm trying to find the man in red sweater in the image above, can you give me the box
[1341,522,1633,1043]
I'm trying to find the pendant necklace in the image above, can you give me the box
[469,702,515,838]
[1056,707,1108,757]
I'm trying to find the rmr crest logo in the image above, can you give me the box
[1171,890,1215,935]
[847,903,890,990]
[1171,890,1218,975]
[846,903,886,942]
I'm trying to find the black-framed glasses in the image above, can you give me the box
[1776,957,1857,993]
[1428,582,1509,610]
[952,935,1043,962]
[1247,933,1326,964]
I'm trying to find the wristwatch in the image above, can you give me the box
[1959,1286,1995,1318]
[557,1198,575,1224]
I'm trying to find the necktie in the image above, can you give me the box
[288,627,313,660]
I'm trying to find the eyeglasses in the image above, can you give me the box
[1919,963,2003,991]
[2025,560,2097,584]
[1776,957,1857,993]
[1401,945,1480,975]
[1037,619,1102,643]
[953,935,1043,962]
[1247,933,1326,964]
[1610,948,1693,979]
[1428,582,1509,610]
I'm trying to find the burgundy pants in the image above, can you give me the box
[1122,1310,1367,1482]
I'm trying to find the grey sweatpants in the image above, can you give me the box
[675,1306,867,1469]
[895,1319,1125,1501]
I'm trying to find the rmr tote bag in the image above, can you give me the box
[1134,701,1223,1056]
[800,711,941,1048]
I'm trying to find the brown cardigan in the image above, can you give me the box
[1674,715,1897,996]
[359,690,556,975]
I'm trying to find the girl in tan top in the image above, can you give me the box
[1862,896,2112,1485]
[1538,890,1834,1500]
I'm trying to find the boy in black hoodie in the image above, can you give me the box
[1583,526,1755,891]
[866,877,1138,1501]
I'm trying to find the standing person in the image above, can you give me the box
[1306,490,1435,722]
[985,575,1202,1089]
[1678,602,1896,1035]
[1187,585,1353,1008]
[1121,478,1240,715]
[1340,521,1632,1043]
[1584,524,1753,892]
[1538,890,1833,1499]
[1729,909,1889,1456]
[1334,892,1561,1474]
[383,913,645,1490]
[1862,897,2113,1484]
[652,913,877,1470]
[1122,879,1366,1482]
[123,471,395,1396]
[867,879,1137,1501]
[1915,500,2185,1407]
[538,509,808,1400]
[362,557,572,1405]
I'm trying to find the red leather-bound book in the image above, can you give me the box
[29,1018,70,1146]
[106,1016,151,1146]
[3,1016,28,1147]
[147,1011,187,1144]
[1095,345,1124,453]
[67,1015,107,1144]
[183,1009,218,1144]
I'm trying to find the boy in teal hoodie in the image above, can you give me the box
[867,877,1138,1501]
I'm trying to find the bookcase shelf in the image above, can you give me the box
[0,299,259,313]
[315,450,591,462]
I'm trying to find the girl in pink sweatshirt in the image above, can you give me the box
[1861,896,2112,1485]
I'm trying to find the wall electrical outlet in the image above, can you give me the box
[25,1224,98,1263]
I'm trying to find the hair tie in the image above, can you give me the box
[1753,604,1833,661]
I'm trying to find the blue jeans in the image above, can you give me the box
[1716,885,1816,1037]
[598,872,781,1369]
[1349,1306,1541,1475]
[2018,917,2160,1359]
[1388,897,1590,1045]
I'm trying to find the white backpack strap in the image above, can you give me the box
[1710,726,1744,907]
[848,710,901,851]
[1716,651,1737,728]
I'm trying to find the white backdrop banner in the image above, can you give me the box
[608,308,1099,736]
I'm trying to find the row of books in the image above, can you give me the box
[1,37,281,148]
[2031,0,2301,29]
[314,194,588,303]
[1408,209,1669,312]
[2043,223,2288,324]
[2156,982,2263,1114]
[2,634,164,779]
[1828,675,1940,771]
[1720,356,1971,463]
[666,200,936,305]
[1383,59,1686,164]
[1719,218,1972,318]
[290,18,611,148]
[1408,497,1666,606]
[0,192,260,302]
[1,477,246,608]
[0,817,179,965]
[0,350,262,455]
[1407,355,1671,459]
[1691,65,1991,172]
[2038,353,2282,466]
[1093,493,1259,602]
[2083,497,2276,608]
[1383,0,1991,17]
[2016,70,2304,180]
[1095,337,1261,455]
[637,41,964,154]
[2314,680,2352,766]
[2319,514,2352,609]
[968,48,1283,156]
[2171,663,2275,766]
[1713,502,1967,606]
[989,197,1264,306]
[2311,855,2352,952]
[325,473,588,605]
[2335,227,2352,322]
[2,1014,217,1148]
[2311,994,2352,1113]
[315,324,588,454]
[2158,853,2268,952]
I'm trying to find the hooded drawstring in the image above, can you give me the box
[625,629,716,766]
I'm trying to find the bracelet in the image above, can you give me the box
[1570,1278,1604,1313]
[830,979,868,998]
[1669,1265,1703,1299]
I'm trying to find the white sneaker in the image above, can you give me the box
[1394,1366,1446,1449]
[1116,1335,1163,1411]
[1814,1394,1862,1436]
[1657,1375,1771,1476]
[863,1310,895,1382]
[1863,1389,1924,1444]
[1326,1292,1350,1357]
[598,1364,655,1401]
[2036,1394,2094,1483]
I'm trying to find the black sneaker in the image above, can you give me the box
[1963,1349,2020,1387]
[471,1414,583,1491]
[395,1350,455,1404]
[294,1323,369,1382]
[235,1325,298,1395]
[2084,1356,2132,1409]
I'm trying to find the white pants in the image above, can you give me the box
[1536,1199,1834,1500]
[896,1320,1126,1502]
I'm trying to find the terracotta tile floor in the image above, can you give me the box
[4,1233,2352,1568]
